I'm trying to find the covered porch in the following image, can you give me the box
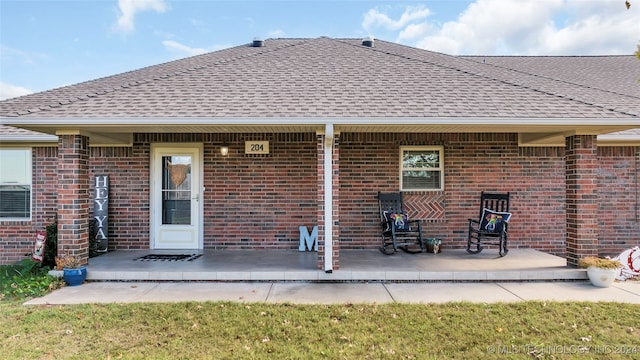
[45,130,623,272]
[86,248,587,282]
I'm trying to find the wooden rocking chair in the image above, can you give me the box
[377,192,425,255]
[467,191,511,257]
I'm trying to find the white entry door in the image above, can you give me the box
[151,144,202,250]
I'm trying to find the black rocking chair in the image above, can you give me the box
[467,191,511,257]
[377,192,425,255]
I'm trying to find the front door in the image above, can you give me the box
[151,144,202,250]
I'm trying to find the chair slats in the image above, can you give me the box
[468,191,511,257]
[377,192,425,255]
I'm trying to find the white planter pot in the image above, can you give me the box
[586,266,618,288]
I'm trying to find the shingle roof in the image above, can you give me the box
[1,37,638,120]
[462,55,639,97]
[0,124,57,142]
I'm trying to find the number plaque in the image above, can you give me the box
[245,141,269,154]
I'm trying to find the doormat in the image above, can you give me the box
[135,254,202,262]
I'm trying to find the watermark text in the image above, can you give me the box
[486,344,638,355]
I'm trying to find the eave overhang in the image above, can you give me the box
[2,117,638,146]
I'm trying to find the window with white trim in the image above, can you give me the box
[400,146,444,191]
[0,148,32,219]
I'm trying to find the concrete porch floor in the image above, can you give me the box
[86,248,587,282]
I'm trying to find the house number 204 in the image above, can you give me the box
[245,141,269,154]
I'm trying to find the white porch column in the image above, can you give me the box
[323,123,334,272]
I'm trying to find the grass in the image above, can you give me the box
[2,262,639,358]
[1,300,639,359]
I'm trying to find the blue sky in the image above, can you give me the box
[1,0,638,100]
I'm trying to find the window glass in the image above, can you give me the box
[0,149,31,219]
[400,147,443,191]
[161,156,192,225]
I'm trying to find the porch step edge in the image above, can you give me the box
[86,269,588,282]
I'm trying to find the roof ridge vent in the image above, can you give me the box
[362,36,374,47]
[252,37,264,47]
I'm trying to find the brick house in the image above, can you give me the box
[1,37,638,270]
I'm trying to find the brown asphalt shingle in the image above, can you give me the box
[1,37,638,121]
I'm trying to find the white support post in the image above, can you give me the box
[323,123,334,272]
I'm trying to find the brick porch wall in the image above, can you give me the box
[339,133,568,256]
[1,132,638,265]
[88,145,149,250]
[202,133,317,250]
[90,133,318,252]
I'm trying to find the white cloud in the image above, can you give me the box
[0,82,32,100]
[537,7,640,55]
[162,40,208,56]
[365,0,640,55]
[397,22,430,42]
[362,5,431,32]
[114,0,168,34]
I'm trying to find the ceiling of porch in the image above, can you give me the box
[17,119,635,146]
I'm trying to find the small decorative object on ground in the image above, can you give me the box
[611,246,640,281]
[425,238,442,254]
[56,254,87,286]
[578,256,623,288]
[31,230,47,263]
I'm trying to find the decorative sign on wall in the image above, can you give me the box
[245,140,269,155]
[94,175,109,252]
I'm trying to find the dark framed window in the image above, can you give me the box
[0,149,31,219]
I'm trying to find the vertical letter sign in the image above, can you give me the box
[94,175,109,252]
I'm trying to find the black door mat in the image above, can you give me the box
[135,254,202,262]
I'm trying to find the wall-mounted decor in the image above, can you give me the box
[94,175,109,252]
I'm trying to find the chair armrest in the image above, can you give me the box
[381,219,393,229]
[468,218,480,231]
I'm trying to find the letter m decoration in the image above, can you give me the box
[299,226,318,252]
[94,175,109,252]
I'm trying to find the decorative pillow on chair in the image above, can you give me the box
[384,211,410,231]
[480,208,511,233]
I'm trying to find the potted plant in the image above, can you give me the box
[578,256,622,288]
[56,254,87,286]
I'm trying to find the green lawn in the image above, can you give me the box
[1,300,639,359]
[2,261,639,359]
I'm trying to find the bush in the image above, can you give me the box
[42,216,101,267]
[43,216,58,269]
[0,258,63,301]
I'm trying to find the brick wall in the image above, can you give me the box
[202,133,317,250]
[565,135,599,266]
[0,147,58,264]
[339,133,568,256]
[57,135,90,261]
[88,145,149,250]
[1,133,638,264]
[597,146,640,257]
[89,133,318,251]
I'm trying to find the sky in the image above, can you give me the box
[1,0,639,100]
